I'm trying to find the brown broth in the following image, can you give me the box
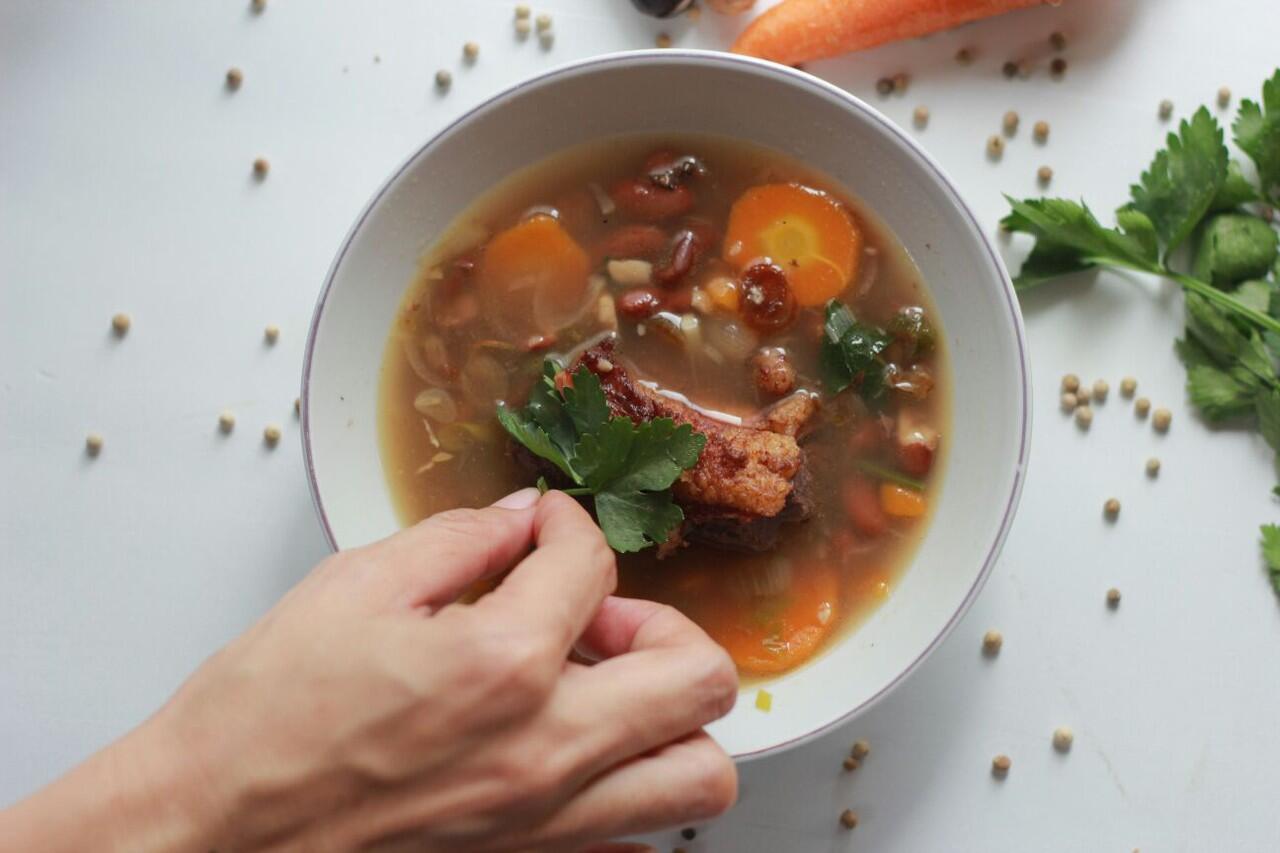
[377,134,950,679]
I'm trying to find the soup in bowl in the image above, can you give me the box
[303,51,1029,758]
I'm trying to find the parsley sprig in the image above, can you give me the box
[1003,69,1280,592]
[496,360,706,553]
[821,300,890,397]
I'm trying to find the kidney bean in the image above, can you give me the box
[616,287,664,319]
[843,477,887,537]
[653,219,716,288]
[610,177,695,222]
[738,262,797,332]
[590,224,669,265]
[665,286,693,314]
[644,151,708,189]
[897,440,935,478]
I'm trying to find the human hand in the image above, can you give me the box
[0,489,738,852]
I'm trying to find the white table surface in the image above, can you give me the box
[4,1,1279,850]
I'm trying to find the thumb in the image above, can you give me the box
[365,488,542,612]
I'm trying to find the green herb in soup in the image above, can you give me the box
[377,135,950,676]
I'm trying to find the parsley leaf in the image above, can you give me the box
[1234,69,1280,203]
[1130,107,1228,256]
[1209,160,1262,211]
[1257,389,1280,453]
[1176,337,1259,421]
[1261,524,1280,594]
[821,300,890,396]
[496,359,706,553]
[1000,198,1159,290]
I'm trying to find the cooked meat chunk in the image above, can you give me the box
[751,346,797,397]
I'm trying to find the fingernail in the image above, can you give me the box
[493,487,540,510]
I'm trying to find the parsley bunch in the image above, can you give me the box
[496,360,706,553]
[1003,70,1280,592]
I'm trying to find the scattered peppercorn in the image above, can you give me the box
[538,30,555,48]
[852,739,870,760]
[514,3,531,18]
[982,629,1003,656]
[225,67,243,90]
[1002,110,1020,136]
[251,0,266,12]
[987,135,1005,159]
[1104,497,1120,519]
[85,433,104,457]
[1038,165,1054,185]
[839,809,859,829]
[1002,60,1018,79]
[1052,726,1074,752]
[219,411,236,434]
[1146,457,1160,477]
[1017,58,1033,78]
[1217,86,1231,108]
[1093,379,1109,402]
[1033,120,1050,142]
[1076,384,1091,404]
[1135,397,1151,418]
[1158,99,1174,120]
[656,32,672,48]
[843,756,859,771]
[1060,392,1077,412]
[253,157,270,179]
[1075,405,1093,429]
[681,828,697,841]
[264,324,280,344]
[1049,31,1066,51]
[1107,587,1122,607]
[892,72,910,94]
[435,69,452,90]
[1062,373,1080,393]
[535,12,552,32]
[913,105,929,128]
[876,77,893,96]
[1153,407,1172,432]
[1050,57,1067,77]
[955,47,974,64]
[992,754,1012,777]
[111,313,131,337]
[294,397,301,417]
[264,424,281,447]
[463,41,479,61]
[1120,376,1137,398]
[515,18,531,37]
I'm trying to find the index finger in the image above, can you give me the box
[480,491,617,653]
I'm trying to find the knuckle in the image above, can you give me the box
[474,630,556,710]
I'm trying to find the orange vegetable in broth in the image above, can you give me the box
[477,215,590,337]
[377,135,949,679]
[723,183,861,307]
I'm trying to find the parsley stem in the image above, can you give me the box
[1166,272,1280,336]
[854,459,925,491]
[559,487,593,496]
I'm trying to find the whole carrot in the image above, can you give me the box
[732,0,1050,66]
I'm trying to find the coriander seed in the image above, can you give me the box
[913,105,930,128]
[955,47,974,64]
[892,72,910,94]
[1146,457,1160,477]
[1104,497,1120,519]
[1002,110,1019,135]
[1093,379,1109,402]
[514,18,531,37]
[535,12,552,32]
[1062,373,1080,393]
[226,67,243,90]
[294,397,301,417]
[1002,60,1018,79]
[219,411,236,433]
[1075,405,1093,428]
[655,32,672,48]
[85,433,104,456]
[839,809,859,829]
[1153,407,1172,432]
[435,69,452,90]
[876,77,893,96]
[987,135,1005,159]
[983,629,1003,655]
[1049,31,1067,51]
[111,312,131,336]
[852,739,870,760]
[1050,57,1067,77]
[1017,58,1032,78]
[1060,392,1078,412]
[251,0,266,12]
[1038,165,1054,185]
[1052,726,1074,752]
[1107,587,1122,607]
[514,3,531,19]
[1033,120,1049,142]
[253,157,270,179]
[1076,384,1091,404]
[1120,376,1137,398]
[1217,86,1231,108]
[463,41,479,61]
[992,754,1011,776]
[843,756,859,771]
[264,324,280,344]
[1135,397,1151,418]
[264,424,281,446]
[538,30,554,48]
[1158,99,1174,120]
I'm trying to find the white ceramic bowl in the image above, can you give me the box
[302,50,1030,760]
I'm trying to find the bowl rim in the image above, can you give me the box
[301,48,1031,761]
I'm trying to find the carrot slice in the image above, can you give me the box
[699,561,840,675]
[732,0,1043,66]
[879,483,926,517]
[477,215,590,336]
[723,184,860,307]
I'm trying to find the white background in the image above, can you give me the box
[3,1,1279,850]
